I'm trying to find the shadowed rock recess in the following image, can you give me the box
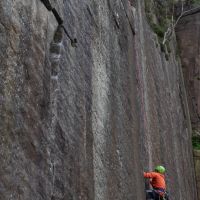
[0,0,197,200]
[176,9,200,200]
[176,9,200,135]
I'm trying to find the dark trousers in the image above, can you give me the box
[146,190,164,200]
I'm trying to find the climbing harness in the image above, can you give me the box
[40,0,77,47]
[154,187,165,197]
[146,189,169,200]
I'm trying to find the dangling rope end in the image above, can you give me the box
[61,25,77,47]
[71,38,77,48]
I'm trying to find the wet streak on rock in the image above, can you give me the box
[49,25,64,199]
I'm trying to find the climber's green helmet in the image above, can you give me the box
[155,165,166,174]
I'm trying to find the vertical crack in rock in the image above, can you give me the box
[119,0,135,35]
[49,25,63,199]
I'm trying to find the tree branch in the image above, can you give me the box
[162,1,200,45]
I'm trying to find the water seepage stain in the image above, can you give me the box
[50,25,63,77]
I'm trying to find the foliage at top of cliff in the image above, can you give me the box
[144,1,177,59]
[192,136,200,150]
[144,0,200,36]
[189,0,200,6]
[192,130,200,150]
[144,0,200,59]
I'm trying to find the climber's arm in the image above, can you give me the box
[143,172,157,178]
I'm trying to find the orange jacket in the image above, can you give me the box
[144,172,166,190]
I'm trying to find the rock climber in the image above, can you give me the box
[144,166,169,200]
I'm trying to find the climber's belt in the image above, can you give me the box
[153,188,165,192]
[153,188,165,196]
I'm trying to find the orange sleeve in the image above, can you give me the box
[143,172,157,178]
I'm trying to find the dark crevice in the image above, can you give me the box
[40,0,77,47]
[119,0,135,35]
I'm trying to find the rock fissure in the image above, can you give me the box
[119,0,136,35]
[40,0,77,47]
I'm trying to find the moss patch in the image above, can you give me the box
[191,0,200,5]
[144,0,200,60]
[192,135,200,150]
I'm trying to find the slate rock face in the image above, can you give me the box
[176,11,200,133]
[134,1,197,199]
[176,11,200,200]
[0,0,197,200]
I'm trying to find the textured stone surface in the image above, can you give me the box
[135,1,197,199]
[0,0,197,200]
[176,11,200,200]
[176,12,200,132]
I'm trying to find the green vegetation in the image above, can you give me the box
[192,135,200,150]
[191,0,200,5]
[144,0,200,60]
[151,23,165,38]
[192,129,200,150]
[144,0,174,60]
